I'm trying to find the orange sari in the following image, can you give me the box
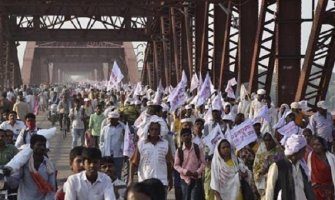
[311,152,334,200]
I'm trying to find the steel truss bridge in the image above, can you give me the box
[0,0,334,106]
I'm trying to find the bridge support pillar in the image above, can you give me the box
[57,68,61,83]
[102,63,109,81]
[48,63,53,84]
[94,68,98,81]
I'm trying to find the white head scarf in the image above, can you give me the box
[284,134,307,156]
[141,115,169,140]
[210,139,246,199]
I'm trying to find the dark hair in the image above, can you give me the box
[141,178,166,200]
[101,156,114,164]
[69,146,84,165]
[126,182,151,200]
[8,111,17,115]
[25,113,36,120]
[194,118,205,125]
[303,128,312,135]
[4,129,14,136]
[180,128,192,136]
[285,112,296,120]
[218,139,230,149]
[312,136,328,152]
[30,134,46,147]
[82,147,102,162]
[263,132,273,140]
[126,178,165,200]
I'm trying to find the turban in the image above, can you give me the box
[284,134,307,156]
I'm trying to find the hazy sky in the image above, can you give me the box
[16,1,314,68]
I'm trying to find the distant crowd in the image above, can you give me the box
[0,82,333,200]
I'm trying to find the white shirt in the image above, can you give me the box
[64,171,116,200]
[100,123,125,157]
[137,139,169,186]
[69,107,85,129]
[192,135,205,149]
[308,111,334,142]
[0,120,25,140]
[265,160,307,200]
[249,99,264,119]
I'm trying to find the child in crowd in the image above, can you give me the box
[55,146,84,200]
[64,147,116,200]
[101,156,127,200]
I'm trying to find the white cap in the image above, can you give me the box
[147,88,154,94]
[185,105,192,110]
[108,111,120,119]
[134,100,142,105]
[223,102,231,108]
[161,103,169,112]
[222,114,234,121]
[257,89,266,95]
[180,118,193,124]
[84,98,90,102]
[317,101,328,110]
[290,102,300,109]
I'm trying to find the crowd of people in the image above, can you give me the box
[0,82,333,200]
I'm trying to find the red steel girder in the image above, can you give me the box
[0,16,6,87]
[182,4,194,82]
[238,0,258,85]
[0,15,21,88]
[249,0,277,94]
[219,1,239,90]
[160,7,171,87]
[296,0,335,105]
[212,4,226,87]
[0,0,179,17]
[9,28,150,42]
[196,1,209,80]
[170,8,182,85]
[153,40,165,89]
[142,42,155,88]
[276,0,301,105]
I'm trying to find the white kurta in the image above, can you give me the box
[137,139,169,186]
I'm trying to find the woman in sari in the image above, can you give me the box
[210,139,249,200]
[307,136,335,200]
[277,104,290,121]
[253,132,284,199]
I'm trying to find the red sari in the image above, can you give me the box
[311,152,334,200]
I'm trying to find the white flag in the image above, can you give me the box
[212,92,223,111]
[225,78,237,99]
[133,82,142,97]
[255,105,271,122]
[203,124,225,155]
[123,123,135,157]
[190,73,199,92]
[153,90,162,104]
[157,79,164,94]
[198,72,203,92]
[240,84,249,100]
[298,100,310,112]
[110,61,124,85]
[169,71,188,112]
[196,73,211,107]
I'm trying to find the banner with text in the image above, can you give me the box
[228,119,257,150]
